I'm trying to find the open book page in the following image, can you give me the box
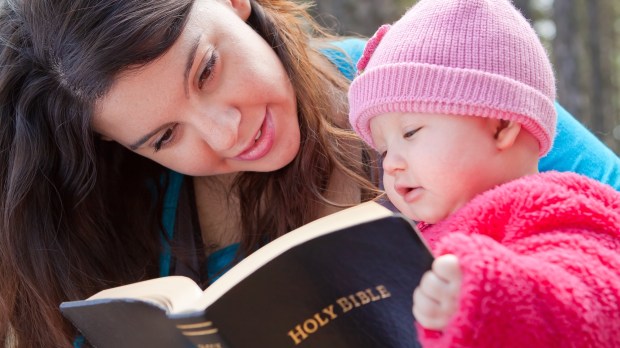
[87,276,204,313]
[192,201,394,312]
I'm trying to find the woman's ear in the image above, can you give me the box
[491,119,522,151]
[228,0,251,21]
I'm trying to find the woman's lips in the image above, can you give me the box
[235,109,275,161]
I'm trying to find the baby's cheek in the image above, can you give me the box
[382,178,398,203]
[386,191,417,220]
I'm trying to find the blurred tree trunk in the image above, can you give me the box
[612,0,620,151]
[552,0,586,122]
[312,0,407,37]
[591,0,618,150]
[588,2,601,129]
[553,0,619,152]
[586,1,604,134]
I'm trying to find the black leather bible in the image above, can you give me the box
[60,202,434,348]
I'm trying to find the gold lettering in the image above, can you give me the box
[348,295,361,308]
[302,318,319,334]
[197,344,222,348]
[376,285,391,298]
[287,325,308,345]
[287,306,336,345]
[356,290,371,305]
[322,304,338,320]
[336,297,353,313]
[312,312,328,326]
[288,286,391,345]
[365,288,381,301]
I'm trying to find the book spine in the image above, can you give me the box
[170,315,231,348]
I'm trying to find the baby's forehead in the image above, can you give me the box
[370,111,438,125]
[368,112,422,141]
[368,111,496,140]
[369,112,405,128]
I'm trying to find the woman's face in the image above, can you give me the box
[93,0,299,176]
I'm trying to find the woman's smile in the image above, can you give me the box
[235,108,275,161]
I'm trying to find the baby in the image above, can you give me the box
[348,0,620,347]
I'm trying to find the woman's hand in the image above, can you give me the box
[412,254,462,331]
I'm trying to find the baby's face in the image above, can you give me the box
[370,112,502,223]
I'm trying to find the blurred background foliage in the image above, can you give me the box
[311,0,620,155]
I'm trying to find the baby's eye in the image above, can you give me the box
[153,124,178,152]
[403,127,421,139]
[380,150,387,159]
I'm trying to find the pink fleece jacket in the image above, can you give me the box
[417,171,620,347]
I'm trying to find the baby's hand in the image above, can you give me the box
[413,254,462,331]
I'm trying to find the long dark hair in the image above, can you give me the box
[0,0,192,346]
[0,0,378,346]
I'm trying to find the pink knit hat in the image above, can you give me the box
[348,0,557,156]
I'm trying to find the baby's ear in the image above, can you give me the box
[490,119,521,151]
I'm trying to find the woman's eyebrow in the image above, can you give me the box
[183,34,202,97]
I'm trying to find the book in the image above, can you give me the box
[60,201,434,348]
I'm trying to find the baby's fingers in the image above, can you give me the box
[412,255,463,331]
[432,254,462,284]
[418,269,454,303]
[412,286,450,330]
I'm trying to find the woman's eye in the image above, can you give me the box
[153,124,178,152]
[198,51,218,89]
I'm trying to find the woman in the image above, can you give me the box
[0,0,617,346]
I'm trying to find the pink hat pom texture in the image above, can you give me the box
[348,0,557,156]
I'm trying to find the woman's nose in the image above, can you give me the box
[192,106,241,153]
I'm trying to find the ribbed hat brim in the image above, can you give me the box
[349,62,555,156]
